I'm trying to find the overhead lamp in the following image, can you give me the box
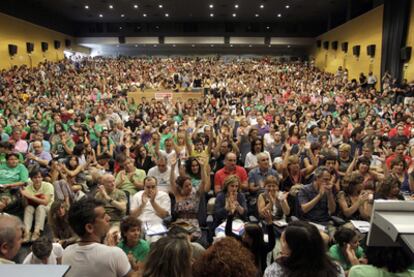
[277,13,282,17]
[134,4,138,9]
[99,14,103,17]
[234,4,239,8]
[159,4,163,8]
[85,5,89,9]
[165,13,169,17]
[109,4,113,9]
[285,5,290,9]
[210,13,214,17]
[209,4,214,8]
[232,13,236,17]
[143,13,147,17]
[260,4,264,9]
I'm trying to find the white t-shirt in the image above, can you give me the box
[62,243,130,277]
[130,190,171,227]
[23,243,63,264]
[147,166,171,192]
[244,151,272,169]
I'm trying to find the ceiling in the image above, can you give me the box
[0,0,380,37]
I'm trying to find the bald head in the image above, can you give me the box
[224,152,237,171]
[0,215,23,261]
[100,173,116,192]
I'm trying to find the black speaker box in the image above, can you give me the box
[331,41,338,50]
[26,42,34,53]
[8,44,17,56]
[41,42,48,52]
[54,40,61,49]
[65,39,71,47]
[353,45,360,57]
[367,44,376,57]
[316,40,321,48]
[323,41,329,50]
[118,36,125,44]
[401,46,412,62]
[341,42,348,53]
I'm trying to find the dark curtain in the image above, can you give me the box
[381,0,411,83]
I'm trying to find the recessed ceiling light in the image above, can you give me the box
[277,13,282,17]
[165,13,169,17]
[249,45,252,47]
[266,26,270,29]
[232,13,236,17]
[109,4,113,9]
[209,4,214,8]
[260,4,264,9]
[173,44,176,47]
[210,13,214,17]
[192,44,195,47]
[158,4,163,8]
[255,14,259,17]
[287,45,291,48]
[121,14,125,17]
[135,45,138,47]
[285,5,290,9]
[119,27,122,29]
[134,4,138,9]
[230,44,233,47]
[143,13,147,17]
[268,45,271,48]
[234,4,239,8]
[211,44,214,47]
[155,26,159,29]
[99,14,103,17]
[154,44,157,47]
[84,5,89,9]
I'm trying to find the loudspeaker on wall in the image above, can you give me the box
[341,42,348,53]
[8,44,17,56]
[331,41,338,50]
[367,44,376,57]
[41,42,48,52]
[26,42,34,53]
[54,40,61,49]
[353,45,360,57]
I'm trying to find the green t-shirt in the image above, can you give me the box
[115,169,146,195]
[0,153,24,164]
[328,244,364,271]
[117,239,150,262]
[349,265,414,277]
[89,123,103,142]
[0,163,29,184]
[25,181,54,207]
[160,133,173,150]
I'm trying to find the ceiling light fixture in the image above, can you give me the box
[192,44,195,47]
[134,4,138,9]
[165,13,169,17]
[211,44,214,47]
[266,26,270,29]
[287,45,291,48]
[285,5,290,9]
[249,45,252,47]
[234,4,239,8]
[268,45,271,48]
[143,13,147,17]
[232,13,236,17]
[135,45,138,47]
[85,5,89,9]
[210,13,214,17]
[121,14,125,17]
[119,27,122,29]
[173,44,176,47]
[260,4,264,9]
[230,44,233,47]
[109,5,113,9]
[99,14,103,17]
[209,4,214,8]
[255,14,259,17]
[277,13,282,17]
[159,4,163,8]
[154,44,157,47]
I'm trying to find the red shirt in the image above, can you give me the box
[385,154,412,169]
[214,165,248,192]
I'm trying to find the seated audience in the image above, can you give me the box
[48,200,77,248]
[257,175,290,221]
[329,228,365,271]
[23,236,63,264]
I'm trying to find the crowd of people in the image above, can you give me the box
[0,56,413,276]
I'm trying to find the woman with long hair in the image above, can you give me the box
[264,221,345,277]
[48,200,77,248]
[142,234,192,277]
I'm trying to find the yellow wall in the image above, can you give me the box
[312,5,384,83]
[403,0,414,81]
[0,12,89,70]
